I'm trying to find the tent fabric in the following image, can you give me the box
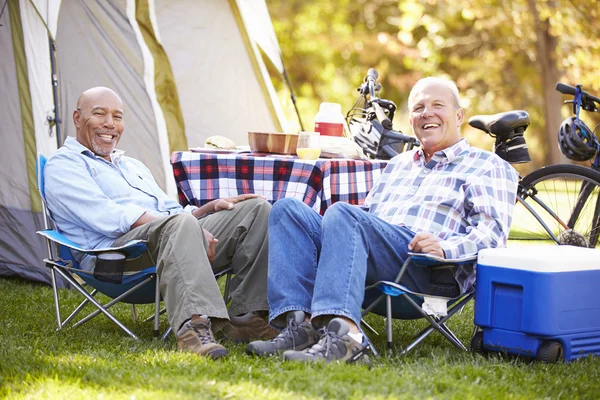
[236,0,284,73]
[0,0,287,286]
[56,0,169,192]
[154,0,286,148]
[1,0,62,286]
[134,0,188,155]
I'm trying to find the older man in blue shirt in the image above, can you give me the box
[44,87,276,359]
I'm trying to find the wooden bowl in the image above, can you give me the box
[248,132,298,154]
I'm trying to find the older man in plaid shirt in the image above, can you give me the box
[247,77,519,363]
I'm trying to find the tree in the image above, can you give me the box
[267,0,600,170]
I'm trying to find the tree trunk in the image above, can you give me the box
[527,0,568,166]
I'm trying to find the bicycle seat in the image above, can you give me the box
[468,110,530,137]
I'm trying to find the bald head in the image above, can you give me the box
[76,86,122,109]
[74,87,124,161]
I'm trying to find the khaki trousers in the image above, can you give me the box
[112,198,271,331]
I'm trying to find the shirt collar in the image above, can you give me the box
[413,138,470,164]
[63,136,125,163]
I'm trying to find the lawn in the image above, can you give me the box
[1,277,599,399]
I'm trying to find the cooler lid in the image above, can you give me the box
[478,245,600,272]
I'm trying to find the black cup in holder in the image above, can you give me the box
[94,252,126,283]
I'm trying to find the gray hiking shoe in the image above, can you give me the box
[177,315,228,359]
[283,318,370,364]
[246,311,319,356]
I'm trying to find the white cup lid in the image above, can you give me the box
[319,102,342,114]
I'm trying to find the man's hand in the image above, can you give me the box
[192,194,260,218]
[214,194,260,212]
[203,228,218,263]
[408,232,444,258]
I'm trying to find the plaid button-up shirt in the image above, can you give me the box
[363,139,519,261]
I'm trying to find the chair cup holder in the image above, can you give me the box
[94,252,126,283]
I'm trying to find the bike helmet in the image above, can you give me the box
[350,117,381,159]
[558,116,597,162]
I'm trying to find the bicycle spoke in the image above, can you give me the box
[510,165,600,248]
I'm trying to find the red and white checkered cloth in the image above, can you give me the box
[171,152,387,214]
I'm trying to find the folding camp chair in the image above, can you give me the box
[362,252,477,355]
[35,153,232,340]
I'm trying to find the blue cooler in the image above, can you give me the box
[473,245,600,362]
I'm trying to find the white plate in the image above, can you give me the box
[189,147,242,154]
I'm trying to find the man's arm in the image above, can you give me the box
[44,153,146,238]
[131,212,159,229]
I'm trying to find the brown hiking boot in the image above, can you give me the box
[177,315,228,359]
[221,312,280,343]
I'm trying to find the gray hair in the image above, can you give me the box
[407,77,462,111]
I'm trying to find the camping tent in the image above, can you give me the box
[0,0,289,285]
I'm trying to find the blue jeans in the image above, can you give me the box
[267,198,435,327]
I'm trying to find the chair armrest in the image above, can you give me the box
[394,252,478,283]
[407,252,477,267]
[37,229,147,259]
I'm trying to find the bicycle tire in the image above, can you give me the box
[510,164,600,248]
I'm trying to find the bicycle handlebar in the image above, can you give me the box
[555,82,578,96]
[365,68,378,100]
[363,68,394,130]
[556,83,600,112]
[372,101,393,130]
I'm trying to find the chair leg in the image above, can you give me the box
[71,276,154,329]
[401,326,434,355]
[223,272,232,303]
[53,267,139,340]
[161,326,172,341]
[386,295,393,355]
[360,318,379,336]
[62,289,97,327]
[359,326,379,357]
[154,273,161,338]
[131,304,138,323]
[402,295,465,350]
[51,268,62,330]
[143,307,166,323]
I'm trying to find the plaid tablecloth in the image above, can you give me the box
[171,152,388,214]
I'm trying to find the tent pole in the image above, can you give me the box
[48,34,62,147]
[280,56,304,131]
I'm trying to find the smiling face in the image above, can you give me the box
[74,87,124,160]
[408,79,464,161]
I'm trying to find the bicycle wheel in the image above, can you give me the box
[510,164,600,248]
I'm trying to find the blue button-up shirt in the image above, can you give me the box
[44,137,191,270]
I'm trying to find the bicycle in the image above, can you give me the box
[346,68,420,159]
[347,70,600,248]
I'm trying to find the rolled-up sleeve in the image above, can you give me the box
[44,153,146,238]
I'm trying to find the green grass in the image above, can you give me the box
[1,277,599,399]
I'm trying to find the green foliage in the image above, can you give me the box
[267,0,600,171]
[2,277,600,399]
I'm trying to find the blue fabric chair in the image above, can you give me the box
[36,154,232,340]
[362,252,477,355]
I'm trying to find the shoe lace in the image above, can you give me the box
[305,328,339,358]
[272,318,300,348]
[192,320,217,346]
